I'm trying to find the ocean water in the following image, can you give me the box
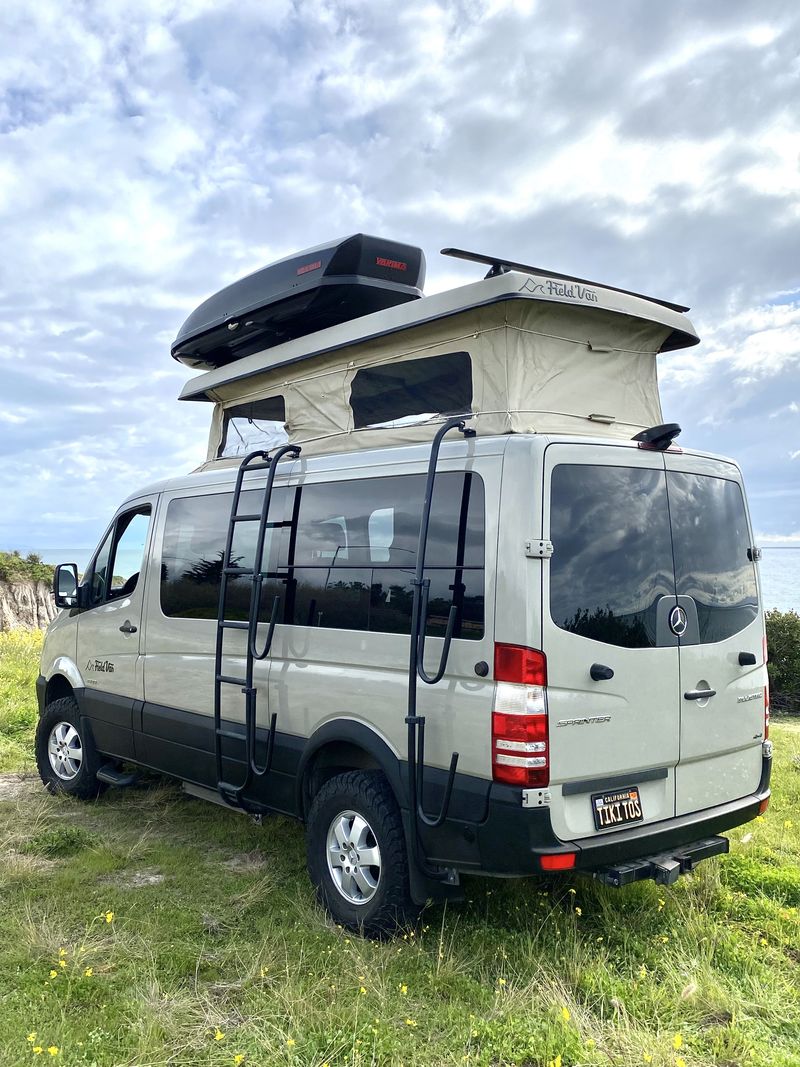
[760,548,800,614]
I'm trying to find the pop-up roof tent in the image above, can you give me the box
[175,240,700,466]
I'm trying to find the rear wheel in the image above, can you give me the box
[35,696,106,800]
[306,770,420,936]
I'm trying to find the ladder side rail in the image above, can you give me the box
[244,444,301,778]
[405,416,473,877]
[214,449,270,800]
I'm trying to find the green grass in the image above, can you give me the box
[2,631,800,1066]
[0,629,43,772]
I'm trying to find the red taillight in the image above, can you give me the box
[492,644,549,787]
[494,644,547,686]
[540,852,577,871]
[759,797,770,815]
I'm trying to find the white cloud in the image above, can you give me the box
[1,0,799,554]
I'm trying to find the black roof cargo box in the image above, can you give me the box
[172,234,425,369]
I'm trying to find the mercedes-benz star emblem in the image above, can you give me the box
[669,605,688,637]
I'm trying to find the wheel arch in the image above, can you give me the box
[296,720,407,821]
[45,673,77,706]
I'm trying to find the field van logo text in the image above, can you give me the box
[85,659,115,673]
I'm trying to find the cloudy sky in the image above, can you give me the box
[1,0,798,565]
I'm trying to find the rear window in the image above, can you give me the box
[549,464,675,648]
[549,463,759,648]
[667,472,758,642]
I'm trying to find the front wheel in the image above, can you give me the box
[35,696,106,800]
[306,770,420,936]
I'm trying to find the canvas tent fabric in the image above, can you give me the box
[200,297,671,465]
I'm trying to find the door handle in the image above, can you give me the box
[738,652,757,666]
[119,621,137,634]
[684,688,716,701]
[590,663,614,681]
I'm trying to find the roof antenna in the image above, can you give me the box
[632,423,682,450]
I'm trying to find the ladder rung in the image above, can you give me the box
[242,460,271,471]
[215,728,243,740]
[220,620,249,630]
[217,674,247,686]
[224,566,253,576]
[231,513,262,522]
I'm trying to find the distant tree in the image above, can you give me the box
[0,551,54,583]
[766,609,800,714]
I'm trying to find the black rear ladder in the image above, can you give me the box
[405,416,475,878]
[213,444,300,809]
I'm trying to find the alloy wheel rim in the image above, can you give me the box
[326,809,381,906]
[47,721,83,781]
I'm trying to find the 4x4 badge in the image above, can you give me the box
[669,605,688,637]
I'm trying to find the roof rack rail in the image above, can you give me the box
[440,247,690,314]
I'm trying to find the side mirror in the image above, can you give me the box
[53,564,79,609]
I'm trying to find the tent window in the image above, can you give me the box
[350,352,472,429]
[219,396,288,458]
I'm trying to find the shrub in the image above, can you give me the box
[0,550,54,583]
[766,609,800,714]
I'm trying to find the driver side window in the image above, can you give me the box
[87,506,152,607]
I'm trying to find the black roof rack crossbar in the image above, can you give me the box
[440,247,690,313]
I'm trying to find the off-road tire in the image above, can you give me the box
[35,696,107,800]
[306,770,420,937]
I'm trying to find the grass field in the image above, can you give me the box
[1,630,799,1067]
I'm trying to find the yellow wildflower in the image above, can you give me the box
[642,1055,652,1064]
[399,983,408,995]
[405,1018,417,1027]
[49,970,57,980]
[27,1033,37,1043]
[638,964,648,978]
[497,977,506,986]
[58,960,67,968]
[214,1029,225,1042]
[47,1049,58,1057]
[574,906,582,917]
[105,912,114,924]
[33,1048,43,1056]
[286,1038,296,1048]
[359,986,367,995]
[677,1059,687,1067]
[657,898,665,912]
[58,949,66,957]
[561,1006,570,1022]
[84,968,93,977]
[586,1038,596,1049]
[673,1033,683,1050]
[233,1056,245,1066]
[785,820,793,829]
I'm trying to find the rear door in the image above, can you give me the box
[541,443,681,842]
[664,453,765,815]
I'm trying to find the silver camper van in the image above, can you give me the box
[38,239,772,935]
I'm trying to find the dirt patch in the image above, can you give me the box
[108,867,166,889]
[0,773,39,801]
[223,850,268,872]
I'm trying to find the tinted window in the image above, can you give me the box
[159,473,485,639]
[549,465,675,648]
[160,490,283,620]
[219,396,288,459]
[350,352,472,429]
[667,472,758,642]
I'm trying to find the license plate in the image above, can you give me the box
[591,786,643,830]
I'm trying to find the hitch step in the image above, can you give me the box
[593,836,729,888]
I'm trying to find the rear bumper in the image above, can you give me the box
[459,751,772,876]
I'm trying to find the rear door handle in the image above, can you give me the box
[684,688,716,701]
[590,663,614,681]
[119,621,137,634]
[738,652,757,666]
